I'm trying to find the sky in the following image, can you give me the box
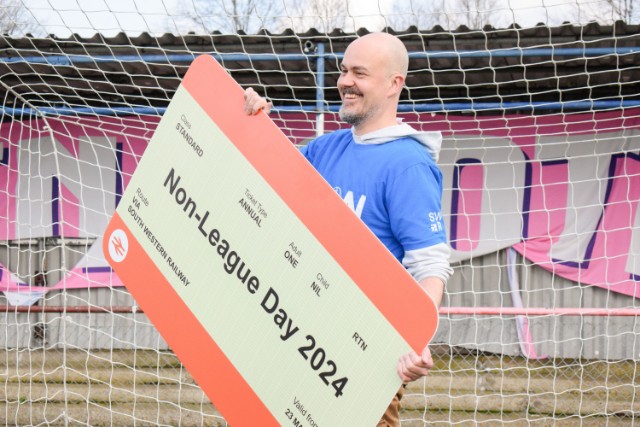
[19,0,617,37]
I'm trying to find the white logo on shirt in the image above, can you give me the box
[334,187,367,218]
[428,211,443,233]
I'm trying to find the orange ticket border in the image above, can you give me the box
[104,54,439,426]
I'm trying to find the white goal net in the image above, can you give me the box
[1,0,639,425]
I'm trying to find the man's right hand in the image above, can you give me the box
[244,87,273,115]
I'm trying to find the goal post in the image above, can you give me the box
[1,0,640,425]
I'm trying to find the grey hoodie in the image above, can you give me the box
[352,122,453,285]
[352,122,443,162]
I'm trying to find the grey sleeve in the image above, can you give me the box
[402,242,453,284]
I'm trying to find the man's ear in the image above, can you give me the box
[388,74,406,98]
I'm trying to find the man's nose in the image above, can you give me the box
[338,73,354,87]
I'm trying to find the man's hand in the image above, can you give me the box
[395,276,442,382]
[244,87,273,115]
[397,345,434,382]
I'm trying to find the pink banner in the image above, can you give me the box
[1,110,639,301]
[0,116,155,299]
[432,110,640,298]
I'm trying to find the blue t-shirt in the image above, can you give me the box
[301,129,447,262]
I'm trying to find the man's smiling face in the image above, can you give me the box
[337,40,390,129]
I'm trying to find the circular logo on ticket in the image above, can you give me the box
[108,229,129,263]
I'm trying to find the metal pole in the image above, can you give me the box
[315,42,325,137]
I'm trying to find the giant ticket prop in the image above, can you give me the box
[103,55,438,426]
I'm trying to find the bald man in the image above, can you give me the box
[245,32,452,426]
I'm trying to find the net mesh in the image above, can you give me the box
[1,0,640,425]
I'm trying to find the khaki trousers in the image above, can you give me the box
[376,385,406,427]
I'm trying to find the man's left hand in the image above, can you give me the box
[397,345,434,382]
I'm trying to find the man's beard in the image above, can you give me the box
[339,103,377,127]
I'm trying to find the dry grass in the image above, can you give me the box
[1,347,638,426]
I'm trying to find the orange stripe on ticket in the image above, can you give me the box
[103,213,279,427]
